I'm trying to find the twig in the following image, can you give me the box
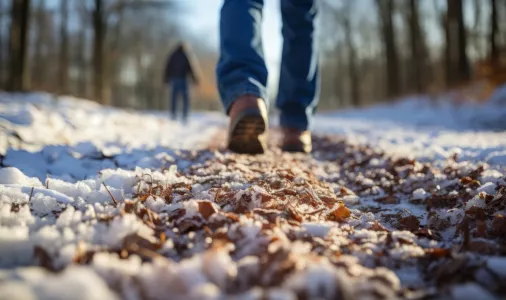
[142,173,154,183]
[140,173,154,195]
[29,187,35,202]
[102,182,118,206]
[305,206,327,215]
[127,243,168,262]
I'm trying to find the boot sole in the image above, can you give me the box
[228,115,266,154]
[281,143,312,153]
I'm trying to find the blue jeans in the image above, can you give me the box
[216,0,319,131]
[170,78,189,122]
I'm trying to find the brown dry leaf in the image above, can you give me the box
[399,215,420,232]
[468,165,485,180]
[138,194,150,202]
[460,176,473,185]
[123,200,136,214]
[123,233,162,252]
[327,202,351,222]
[461,176,481,188]
[370,221,389,232]
[258,192,276,203]
[426,194,458,209]
[160,186,173,203]
[198,200,217,220]
[416,228,440,240]
[270,180,283,190]
[274,189,297,196]
[223,212,240,222]
[425,248,452,259]
[458,216,471,247]
[492,214,506,237]
[320,196,338,206]
[475,220,488,238]
[339,187,353,196]
[34,246,55,271]
[11,203,21,212]
[374,195,399,204]
[465,206,486,220]
[394,158,416,166]
[432,257,469,285]
[286,207,303,223]
[73,241,94,265]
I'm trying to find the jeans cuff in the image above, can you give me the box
[279,108,312,131]
[220,78,269,114]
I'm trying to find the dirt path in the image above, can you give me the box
[5,130,506,299]
[111,132,504,298]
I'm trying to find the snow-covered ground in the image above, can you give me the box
[1,91,506,299]
[314,89,506,166]
[0,92,224,181]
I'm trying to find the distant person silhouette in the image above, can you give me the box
[217,0,318,154]
[164,42,199,123]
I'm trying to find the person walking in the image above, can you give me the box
[164,42,199,123]
[217,0,318,154]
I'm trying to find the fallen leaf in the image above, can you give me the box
[286,207,303,223]
[370,221,389,232]
[492,214,506,237]
[425,248,452,259]
[327,202,351,222]
[399,215,420,232]
[374,195,399,204]
[198,200,217,220]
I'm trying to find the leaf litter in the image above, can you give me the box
[1,134,506,299]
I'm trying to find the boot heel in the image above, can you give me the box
[228,112,267,154]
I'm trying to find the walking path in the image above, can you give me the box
[1,93,506,299]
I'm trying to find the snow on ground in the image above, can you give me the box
[0,92,224,181]
[1,91,506,299]
[314,91,506,166]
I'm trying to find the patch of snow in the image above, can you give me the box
[466,194,487,210]
[342,195,360,205]
[487,257,506,278]
[302,222,333,238]
[30,193,60,216]
[451,283,496,300]
[2,91,506,298]
[412,188,428,200]
[477,182,497,195]
[0,167,42,186]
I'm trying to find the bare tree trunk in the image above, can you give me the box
[109,3,126,107]
[473,0,482,32]
[76,1,88,98]
[490,0,499,61]
[336,44,346,108]
[503,1,506,44]
[470,0,483,58]
[375,0,400,99]
[445,0,470,86]
[8,0,31,91]
[93,0,107,104]
[32,0,44,89]
[407,0,427,93]
[77,26,87,98]
[58,0,69,94]
[0,1,4,88]
[343,16,360,106]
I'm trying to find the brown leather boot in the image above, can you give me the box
[227,95,268,154]
[281,128,312,153]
